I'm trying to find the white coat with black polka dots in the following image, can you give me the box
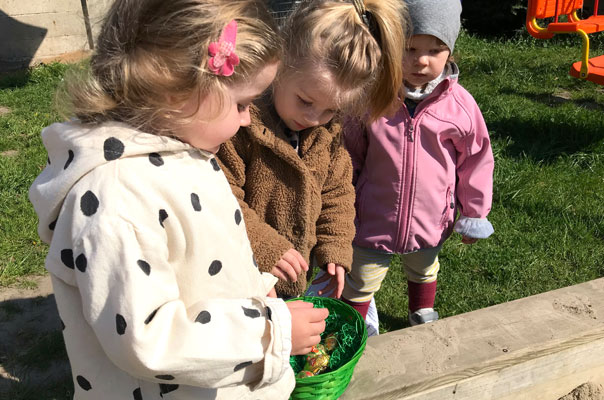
[29,121,295,399]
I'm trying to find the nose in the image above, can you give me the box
[303,108,320,127]
[416,54,429,66]
[240,108,251,127]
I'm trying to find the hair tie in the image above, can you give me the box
[351,0,381,46]
[208,20,240,77]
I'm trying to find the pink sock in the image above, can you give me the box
[407,280,437,313]
[341,298,371,319]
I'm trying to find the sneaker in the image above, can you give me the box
[408,308,439,326]
[365,297,380,337]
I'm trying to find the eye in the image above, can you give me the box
[297,96,312,106]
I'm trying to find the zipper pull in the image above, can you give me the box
[409,125,414,142]
[450,191,455,209]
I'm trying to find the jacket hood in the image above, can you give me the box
[29,121,191,244]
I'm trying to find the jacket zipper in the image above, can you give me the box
[395,114,417,251]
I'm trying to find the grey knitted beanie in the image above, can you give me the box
[405,0,462,53]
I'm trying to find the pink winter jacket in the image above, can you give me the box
[345,72,494,254]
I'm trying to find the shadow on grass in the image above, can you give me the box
[376,312,408,333]
[0,69,32,90]
[0,294,73,399]
[488,103,604,163]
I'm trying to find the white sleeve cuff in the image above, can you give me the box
[454,216,494,239]
[251,297,292,389]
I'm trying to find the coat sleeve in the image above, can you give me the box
[217,133,294,273]
[313,134,356,272]
[73,215,292,390]
[453,95,495,238]
[342,117,369,186]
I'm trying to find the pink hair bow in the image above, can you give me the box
[208,20,240,76]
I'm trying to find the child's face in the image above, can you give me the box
[273,71,338,132]
[403,34,450,90]
[176,61,279,153]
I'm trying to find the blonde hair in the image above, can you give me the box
[280,0,407,121]
[59,0,281,134]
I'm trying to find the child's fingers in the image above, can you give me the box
[287,300,315,309]
[335,267,345,299]
[307,306,329,322]
[293,250,309,271]
[326,263,336,276]
[271,265,293,282]
[277,260,299,281]
[282,251,303,275]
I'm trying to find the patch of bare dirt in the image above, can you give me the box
[0,150,18,158]
[0,106,10,116]
[558,382,604,400]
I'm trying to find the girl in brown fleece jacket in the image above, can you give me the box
[218,0,408,299]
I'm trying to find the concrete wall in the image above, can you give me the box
[0,0,112,71]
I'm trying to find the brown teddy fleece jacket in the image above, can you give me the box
[217,99,356,298]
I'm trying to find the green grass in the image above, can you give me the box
[1,31,604,396]
[0,63,68,287]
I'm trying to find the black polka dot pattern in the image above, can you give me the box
[144,309,158,325]
[61,249,74,269]
[191,193,201,212]
[242,307,260,318]
[159,383,179,396]
[104,137,125,161]
[234,209,242,225]
[149,153,164,166]
[75,254,87,272]
[76,375,92,391]
[208,260,222,276]
[156,374,175,380]
[159,209,168,227]
[266,306,272,321]
[48,218,57,231]
[116,314,127,335]
[210,158,220,171]
[234,361,253,372]
[137,260,151,276]
[80,191,99,216]
[64,149,74,170]
[133,387,143,400]
[195,311,211,324]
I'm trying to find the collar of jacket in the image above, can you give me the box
[246,96,342,159]
[392,61,461,120]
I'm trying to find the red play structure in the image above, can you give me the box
[527,0,604,84]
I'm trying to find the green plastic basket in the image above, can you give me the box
[287,296,367,400]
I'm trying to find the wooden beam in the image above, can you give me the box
[341,278,604,400]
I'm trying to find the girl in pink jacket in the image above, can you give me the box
[341,0,494,329]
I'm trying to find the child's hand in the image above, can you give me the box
[311,263,345,299]
[287,301,329,355]
[461,236,478,245]
[271,248,309,282]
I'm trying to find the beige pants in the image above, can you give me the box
[342,245,441,303]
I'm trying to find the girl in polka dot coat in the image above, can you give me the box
[217,0,409,300]
[29,1,328,399]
